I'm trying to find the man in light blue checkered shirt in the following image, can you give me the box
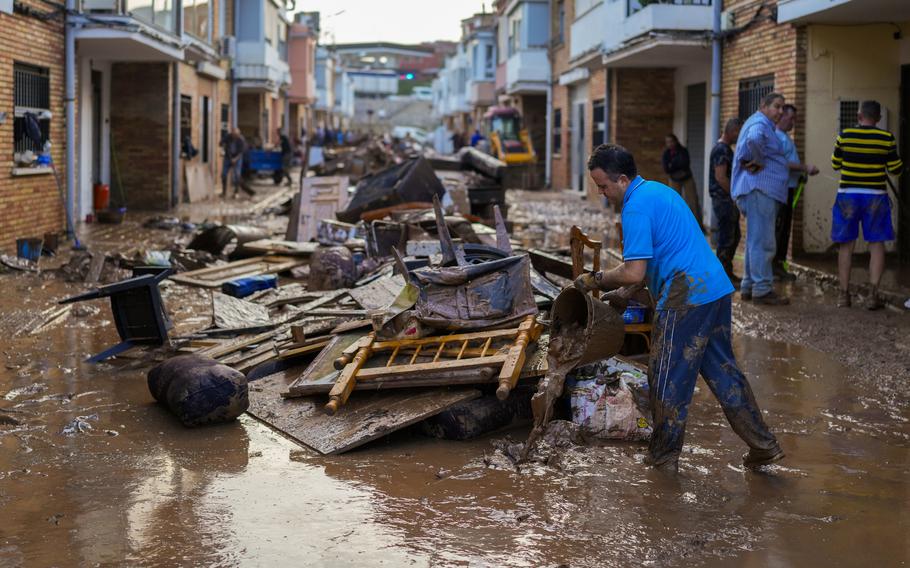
[732,92,790,305]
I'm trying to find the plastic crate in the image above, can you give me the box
[247,150,283,172]
[622,301,648,324]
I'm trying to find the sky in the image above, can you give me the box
[296,0,492,45]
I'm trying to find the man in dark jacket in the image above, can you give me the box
[662,134,702,227]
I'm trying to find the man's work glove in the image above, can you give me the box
[573,272,600,294]
[600,289,629,313]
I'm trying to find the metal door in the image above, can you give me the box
[686,82,707,219]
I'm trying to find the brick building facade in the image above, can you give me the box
[0,1,66,249]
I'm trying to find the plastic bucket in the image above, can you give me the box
[93,183,110,211]
[16,237,44,261]
[551,286,626,367]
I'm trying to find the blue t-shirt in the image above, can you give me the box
[621,176,734,309]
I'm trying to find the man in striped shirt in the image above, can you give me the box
[830,100,903,310]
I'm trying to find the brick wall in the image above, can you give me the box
[549,0,572,190]
[551,84,570,189]
[0,3,65,250]
[584,66,607,198]
[614,68,675,182]
[721,0,806,253]
[110,63,171,210]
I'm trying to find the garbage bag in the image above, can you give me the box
[148,354,249,427]
[566,358,651,442]
[421,388,533,440]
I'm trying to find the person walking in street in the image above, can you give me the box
[709,118,743,285]
[221,128,248,198]
[773,105,819,281]
[575,144,784,472]
[661,134,703,227]
[732,92,791,305]
[830,100,904,310]
[277,129,293,187]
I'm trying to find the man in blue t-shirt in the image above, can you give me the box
[575,144,783,471]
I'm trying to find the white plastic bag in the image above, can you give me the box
[568,362,652,442]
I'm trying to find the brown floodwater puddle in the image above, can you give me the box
[0,272,908,567]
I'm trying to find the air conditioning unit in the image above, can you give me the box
[220,36,237,59]
[82,0,118,13]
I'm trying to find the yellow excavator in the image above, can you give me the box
[483,106,536,165]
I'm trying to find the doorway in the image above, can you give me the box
[201,95,210,163]
[686,82,707,220]
[91,70,103,184]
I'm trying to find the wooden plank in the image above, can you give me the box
[242,239,321,257]
[247,371,480,455]
[355,354,507,380]
[171,256,305,288]
[348,274,405,310]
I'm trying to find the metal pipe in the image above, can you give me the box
[171,61,180,207]
[544,0,553,189]
[710,0,722,144]
[230,0,240,129]
[64,0,76,237]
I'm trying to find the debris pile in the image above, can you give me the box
[42,141,655,457]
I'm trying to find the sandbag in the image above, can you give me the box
[148,354,249,427]
[308,246,357,291]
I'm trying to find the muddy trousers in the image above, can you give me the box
[712,194,741,275]
[647,295,779,467]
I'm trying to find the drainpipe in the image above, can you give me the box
[231,0,239,129]
[64,0,76,237]
[171,62,180,207]
[710,0,722,144]
[544,0,553,189]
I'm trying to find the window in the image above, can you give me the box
[556,1,565,45]
[838,100,859,131]
[184,0,210,41]
[13,63,51,162]
[221,103,230,133]
[508,15,521,56]
[484,44,494,78]
[592,99,605,149]
[127,0,176,33]
[180,95,192,153]
[553,108,562,154]
[737,74,774,121]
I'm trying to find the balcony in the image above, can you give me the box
[235,41,291,93]
[74,0,184,61]
[468,80,496,107]
[569,0,607,60]
[778,0,907,24]
[623,0,711,42]
[505,49,548,95]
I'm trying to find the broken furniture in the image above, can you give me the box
[59,267,173,362]
[286,176,350,242]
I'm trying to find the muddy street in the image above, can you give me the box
[0,258,907,566]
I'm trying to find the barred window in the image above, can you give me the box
[737,74,774,122]
[592,99,605,150]
[838,100,859,131]
[553,108,562,155]
[13,63,51,157]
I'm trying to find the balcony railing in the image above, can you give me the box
[628,0,710,16]
[80,0,178,34]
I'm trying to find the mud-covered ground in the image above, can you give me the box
[1,189,908,566]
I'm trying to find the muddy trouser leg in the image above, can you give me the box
[698,295,780,452]
[647,304,712,467]
[774,186,795,266]
[713,195,740,274]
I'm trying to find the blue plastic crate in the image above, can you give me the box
[622,301,647,324]
[247,150,283,172]
[222,274,278,298]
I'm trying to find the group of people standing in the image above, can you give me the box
[663,93,902,309]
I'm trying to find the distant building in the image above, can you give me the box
[289,11,319,139]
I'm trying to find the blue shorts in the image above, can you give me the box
[831,193,894,243]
